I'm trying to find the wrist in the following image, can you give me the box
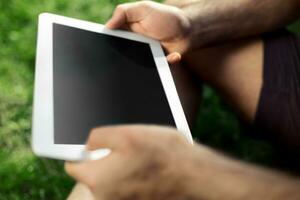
[179,7,200,53]
[172,7,194,54]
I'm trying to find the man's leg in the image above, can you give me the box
[166,0,263,123]
[184,38,263,123]
[169,62,202,126]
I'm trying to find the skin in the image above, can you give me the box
[105,1,193,63]
[66,0,300,199]
[104,0,269,122]
[106,0,300,60]
[185,38,263,122]
[166,0,300,48]
[66,125,300,200]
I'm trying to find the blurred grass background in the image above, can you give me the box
[0,0,299,199]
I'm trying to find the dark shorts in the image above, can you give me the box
[254,29,300,153]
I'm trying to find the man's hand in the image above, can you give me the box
[65,125,195,200]
[65,125,300,200]
[106,1,192,64]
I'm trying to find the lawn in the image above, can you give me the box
[0,0,299,199]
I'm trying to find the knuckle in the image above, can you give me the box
[87,128,99,141]
[116,4,126,12]
[90,127,100,136]
[140,1,150,6]
[118,126,135,140]
[117,126,140,146]
[139,1,153,10]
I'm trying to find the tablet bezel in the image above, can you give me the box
[32,13,192,161]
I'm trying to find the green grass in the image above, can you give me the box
[0,0,299,199]
[0,0,136,199]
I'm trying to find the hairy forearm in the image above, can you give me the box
[166,0,300,48]
[181,146,300,200]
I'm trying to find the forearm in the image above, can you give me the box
[167,0,300,49]
[183,146,300,200]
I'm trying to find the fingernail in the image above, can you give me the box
[171,54,180,62]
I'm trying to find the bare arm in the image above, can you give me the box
[183,146,300,200]
[66,125,300,200]
[166,0,300,48]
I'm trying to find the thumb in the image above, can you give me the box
[167,52,182,64]
[106,2,151,29]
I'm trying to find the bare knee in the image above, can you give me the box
[184,38,264,122]
[169,62,201,126]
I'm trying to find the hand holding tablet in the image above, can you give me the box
[32,13,192,161]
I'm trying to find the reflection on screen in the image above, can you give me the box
[53,23,176,144]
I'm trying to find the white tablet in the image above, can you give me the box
[32,13,192,161]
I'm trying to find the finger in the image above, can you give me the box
[65,156,113,186]
[106,2,150,29]
[167,52,182,64]
[65,161,97,186]
[86,126,132,151]
[106,5,127,29]
[128,22,147,34]
[65,153,119,188]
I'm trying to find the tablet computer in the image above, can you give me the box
[32,13,192,161]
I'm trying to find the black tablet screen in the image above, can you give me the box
[53,23,176,144]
